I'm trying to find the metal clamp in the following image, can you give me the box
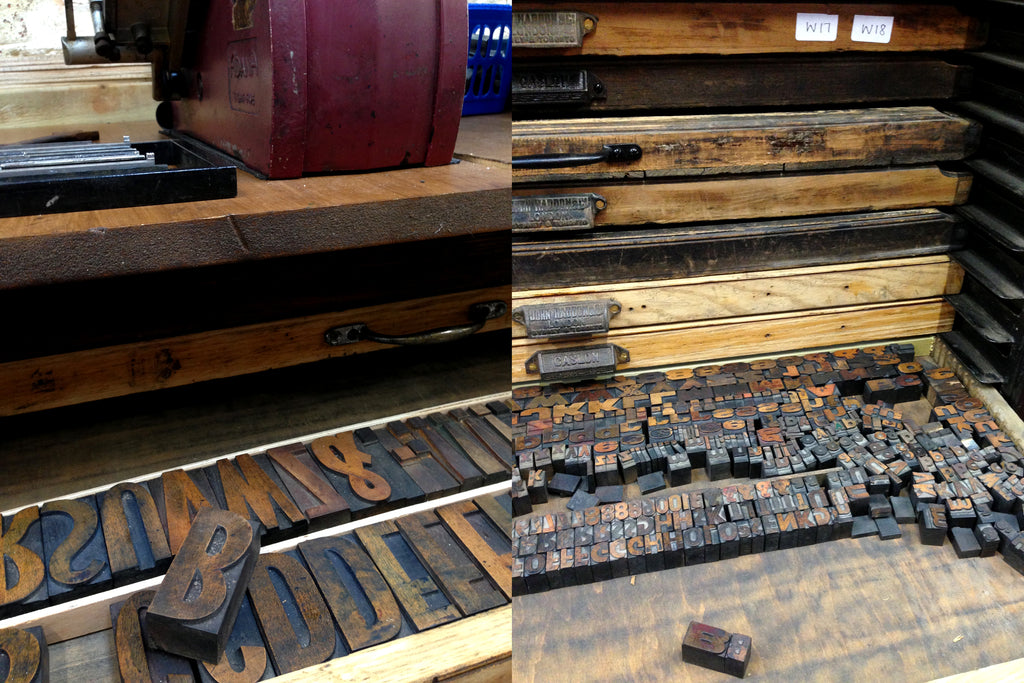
[512,143,641,170]
[325,301,507,347]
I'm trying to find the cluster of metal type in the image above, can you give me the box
[509,345,1024,594]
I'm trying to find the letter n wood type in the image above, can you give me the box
[146,508,260,663]
[0,626,47,683]
[247,552,344,674]
[299,536,406,652]
[395,509,506,616]
[0,507,48,619]
[98,482,173,586]
[354,520,461,631]
[110,590,196,682]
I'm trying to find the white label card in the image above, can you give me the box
[851,15,894,43]
[795,13,839,41]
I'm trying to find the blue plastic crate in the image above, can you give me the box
[463,4,511,115]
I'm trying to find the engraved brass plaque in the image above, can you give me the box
[513,11,598,49]
[525,344,630,382]
[513,299,621,339]
[512,194,606,232]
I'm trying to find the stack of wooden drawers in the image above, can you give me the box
[511,2,986,384]
[943,0,1024,413]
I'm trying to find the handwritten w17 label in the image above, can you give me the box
[851,15,894,43]
[795,13,838,41]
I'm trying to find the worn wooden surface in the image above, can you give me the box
[513,166,970,227]
[512,55,972,114]
[512,3,985,56]
[0,285,510,416]
[0,116,510,289]
[512,300,955,383]
[514,256,964,337]
[513,208,964,289]
[512,108,978,182]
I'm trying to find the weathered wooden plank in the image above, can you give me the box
[512,3,984,56]
[0,285,510,417]
[513,257,963,337]
[512,300,955,383]
[513,108,978,182]
[513,208,963,289]
[512,166,970,227]
[512,55,972,114]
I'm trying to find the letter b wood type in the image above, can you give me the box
[681,621,752,678]
[146,508,260,664]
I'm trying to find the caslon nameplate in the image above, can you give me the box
[511,69,605,108]
[513,299,621,339]
[526,344,629,382]
[513,11,597,49]
[512,194,606,232]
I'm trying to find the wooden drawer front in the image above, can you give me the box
[512,56,971,115]
[512,299,955,383]
[514,166,970,228]
[512,108,978,183]
[513,257,964,339]
[0,286,510,416]
[512,3,984,56]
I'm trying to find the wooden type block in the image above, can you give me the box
[0,507,48,619]
[98,481,173,586]
[867,475,890,495]
[111,590,196,682]
[875,515,902,540]
[589,543,611,582]
[298,535,406,652]
[205,455,306,544]
[0,626,47,683]
[851,517,879,538]
[976,524,1001,558]
[511,557,526,596]
[718,522,740,560]
[637,472,667,495]
[890,496,917,524]
[868,494,892,519]
[706,448,732,481]
[681,621,752,679]
[354,520,462,629]
[402,419,485,491]
[761,514,780,552]
[682,527,704,566]
[547,472,581,497]
[308,431,424,518]
[951,526,982,558]
[608,538,629,578]
[198,593,275,682]
[39,495,113,604]
[146,508,260,664]
[567,490,601,512]
[372,428,461,501]
[457,413,514,469]
[845,484,870,516]
[428,413,510,480]
[266,443,352,528]
[527,470,548,505]
[919,504,948,546]
[945,498,977,528]
[595,485,624,504]
[151,468,221,555]
[396,509,506,616]
[625,536,646,575]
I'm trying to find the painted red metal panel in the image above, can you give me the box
[168,0,466,178]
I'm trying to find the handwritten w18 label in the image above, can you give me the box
[795,13,838,41]
[851,15,894,43]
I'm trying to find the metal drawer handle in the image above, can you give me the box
[324,301,507,347]
[512,143,641,170]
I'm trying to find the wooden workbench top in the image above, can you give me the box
[0,114,510,289]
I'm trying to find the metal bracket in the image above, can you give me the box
[525,344,629,382]
[513,299,621,339]
[324,301,507,347]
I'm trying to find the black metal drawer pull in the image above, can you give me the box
[324,301,506,347]
[512,143,641,170]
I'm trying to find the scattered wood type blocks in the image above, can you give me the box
[681,621,752,679]
[145,507,261,664]
[0,625,47,683]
